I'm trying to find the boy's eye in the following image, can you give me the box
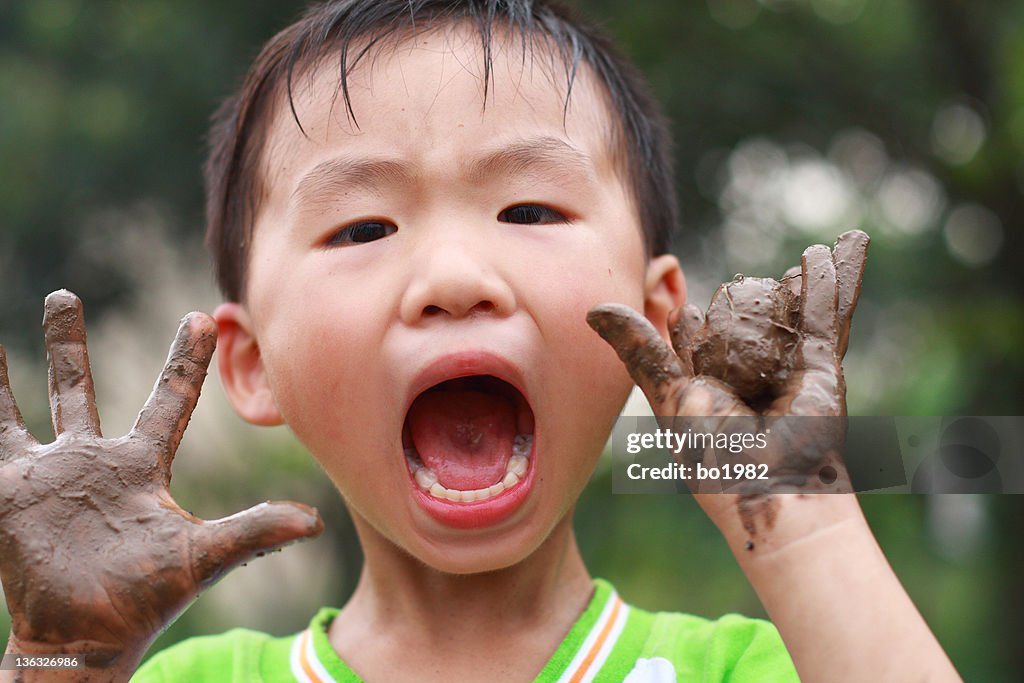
[497,204,568,225]
[326,220,397,246]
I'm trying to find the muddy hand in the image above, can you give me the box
[588,231,869,494]
[0,291,323,671]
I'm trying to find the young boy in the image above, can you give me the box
[0,1,960,681]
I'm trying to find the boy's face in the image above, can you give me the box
[216,27,682,573]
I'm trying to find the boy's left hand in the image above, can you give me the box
[590,231,965,682]
[587,230,869,499]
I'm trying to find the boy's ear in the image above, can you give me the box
[213,303,284,426]
[643,254,687,343]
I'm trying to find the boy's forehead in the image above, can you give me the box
[258,25,625,196]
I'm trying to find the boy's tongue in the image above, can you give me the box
[407,390,517,491]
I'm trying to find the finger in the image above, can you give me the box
[668,304,704,375]
[192,501,324,586]
[587,303,687,408]
[130,313,217,465]
[781,265,802,299]
[772,332,845,419]
[43,290,101,437]
[797,245,838,343]
[0,345,39,461]
[832,230,870,358]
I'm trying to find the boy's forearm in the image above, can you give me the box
[2,632,140,683]
[707,494,962,683]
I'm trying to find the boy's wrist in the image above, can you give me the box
[698,491,866,558]
[702,494,962,682]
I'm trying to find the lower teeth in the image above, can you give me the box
[406,434,533,503]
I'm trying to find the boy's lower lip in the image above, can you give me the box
[407,441,537,529]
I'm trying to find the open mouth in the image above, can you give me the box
[403,375,535,505]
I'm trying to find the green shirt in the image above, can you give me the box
[133,580,798,682]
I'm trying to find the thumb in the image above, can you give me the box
[587,303,686,408]
[192,501,323,587]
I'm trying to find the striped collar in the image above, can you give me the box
[290,626,339,683]
[554,586,630,683]
[289,580,630,683]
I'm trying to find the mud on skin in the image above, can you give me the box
[691,276,798,404]
[0,290,323,672]
[588,231,869,544]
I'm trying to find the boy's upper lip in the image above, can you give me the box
[404,351,531,415]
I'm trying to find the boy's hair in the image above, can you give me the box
[205,0,677,302]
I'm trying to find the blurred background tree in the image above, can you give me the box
[0,1,1021,680]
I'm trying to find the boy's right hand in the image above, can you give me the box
[0,291,323,678]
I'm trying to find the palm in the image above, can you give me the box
[0,291,321,668]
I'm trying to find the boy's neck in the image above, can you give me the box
[329,514,593,681]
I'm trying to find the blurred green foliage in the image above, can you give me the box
[1,1,1022,680]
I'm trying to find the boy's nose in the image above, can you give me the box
[399,240,516,324]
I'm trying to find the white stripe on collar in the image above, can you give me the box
[290,628,340,683]
[555,589,630,683]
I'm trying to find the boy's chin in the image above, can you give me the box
[419,550,532,576]
[401,519,570,577]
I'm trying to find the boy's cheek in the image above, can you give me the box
[539,262,645,367]
[259,336,378,429]
[268,367,403,492]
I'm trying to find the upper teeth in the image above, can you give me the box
[406,434,533,503]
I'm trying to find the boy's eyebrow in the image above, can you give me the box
[289,136,595,208]
[290,157,413,207]
[467,136,596,185]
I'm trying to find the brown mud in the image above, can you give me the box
[587,304,684,405]
[0,290,323,668]
[691,276,798,403]
[589,231,870,542]
[737,492,778,540]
